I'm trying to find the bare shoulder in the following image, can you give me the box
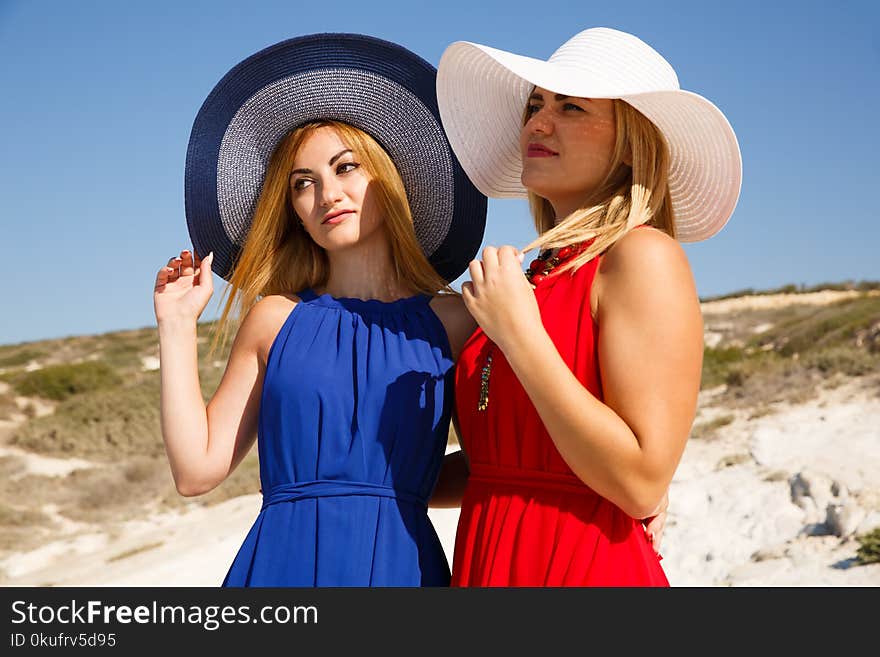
[429,293,477,361]
[236,293,300,366]
[594,227,697,317]
[601,226,688,275]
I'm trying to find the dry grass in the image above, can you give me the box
[0,502,55,552]
[699,294,880,408]
[0,458,175,527]
[0,391,19,421]
[107,541,165,563]
[0,455,25,479]
[716,453,752,469]
[691,414,735,440]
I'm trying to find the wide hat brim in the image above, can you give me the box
[185,33,487,282]
[436,28,742,242]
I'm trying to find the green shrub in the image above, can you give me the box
[98,330,160,369]
[0,348,46,368]
[702,346,746,389]
[803,347,879,377]
[9,376,164,459]
[7,361,122,401]
[855,527,880,565]
[700,281,880,302]
[754,296,880,357]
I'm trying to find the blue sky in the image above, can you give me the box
[1,0,877,346]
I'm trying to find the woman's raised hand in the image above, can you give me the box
[461,245,541,352]
[153,249,214,325]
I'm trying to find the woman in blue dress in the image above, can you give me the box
[151,34,486,586]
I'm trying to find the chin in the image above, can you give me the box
[521,172,559,200]
[311,226,358,251]
[323,236,363,252]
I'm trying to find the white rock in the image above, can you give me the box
[855,512,880,536]
[826,502,868,538]
[140,356,160,371]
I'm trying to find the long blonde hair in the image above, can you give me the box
[523,99,675,275]
[208,120,451,357]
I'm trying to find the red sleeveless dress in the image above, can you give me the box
[451,252,669,586]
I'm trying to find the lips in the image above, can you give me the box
[527,143,558,157]
[322,209,354,224]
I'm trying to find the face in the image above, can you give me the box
[519,88,617,215]
[288,126,384,252]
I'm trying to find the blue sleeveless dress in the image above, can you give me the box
[222,288,453,587]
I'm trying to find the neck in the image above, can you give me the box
[320,230,415,301]
[548,196,586,225]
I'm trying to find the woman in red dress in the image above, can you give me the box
[431,28,742,585]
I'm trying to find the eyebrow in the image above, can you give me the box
[529,93,590,103]
[290,149,353,175]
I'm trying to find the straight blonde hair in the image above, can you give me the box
[523,100,675,275]
[208,121,451,357]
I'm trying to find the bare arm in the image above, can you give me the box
[463,231,702,518]
[154,249,279,496]
[429,406,471,508]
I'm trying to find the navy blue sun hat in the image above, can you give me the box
[184,33,487,283]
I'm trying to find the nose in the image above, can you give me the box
[318,176,344,208]
[526,108,554,137]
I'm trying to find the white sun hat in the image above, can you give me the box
[436,27,742,242]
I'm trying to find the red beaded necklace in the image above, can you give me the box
[477,242,585,412]
[525,244,582,285]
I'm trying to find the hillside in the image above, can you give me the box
[1,284,879,585]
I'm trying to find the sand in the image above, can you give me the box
[3,378,878,587]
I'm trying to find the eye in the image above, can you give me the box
[563,102,586,112]
[337,161,360,174]
[291,177,313,192]
[526,104,541,116]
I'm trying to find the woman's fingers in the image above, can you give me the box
[155,265,178,291]
[179,250,196,276]
[159,250,188,288]
[468,258,484,288]
[163,260,179,279]
[164,249,200,279]
[480,246,498,278]
[498,245,520,269]
[197,252,214,292]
